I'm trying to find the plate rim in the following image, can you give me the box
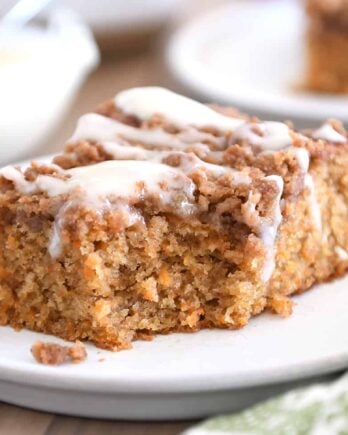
[1,297,348,395]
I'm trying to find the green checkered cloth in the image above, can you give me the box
[183,373,348,435]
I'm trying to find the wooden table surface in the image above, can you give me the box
[0,402,192,435]
[0,43,200,435]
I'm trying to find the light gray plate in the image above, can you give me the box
[1,274,347,420]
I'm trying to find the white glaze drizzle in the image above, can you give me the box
[290,147,322,234]
[335,246,348,260]
[115,87,295,151]
[0,160,196,204]
[48,200,144,258]
[258,146,310,176]
[288,146,310,173]
[260,175,284,281]
[101,142,251,185]
[70,113,223,151]
[241,175,284,281]
[312,122,346,144]
[260,146,322,235]
[48,218,62,258]
[290,148,324,233]
[304,174,322,231]
[0,165,36,194]
[233,121,293,150]
[69,88,300,167]
[115,86,244,131]
[102,141,155,161]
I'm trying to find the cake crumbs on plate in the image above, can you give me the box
[31,341,87,365]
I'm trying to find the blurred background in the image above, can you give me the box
[39,0,217,153]
[1,0,347,165]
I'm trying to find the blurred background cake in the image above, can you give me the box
[305,0,348,93]
[1,0,347,163]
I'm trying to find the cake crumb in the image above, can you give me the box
[31,341,87,365]
[268,295,294,317]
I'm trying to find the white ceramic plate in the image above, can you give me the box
[1,275,347,419]
[0,155,347,420]
[167,0,348,125]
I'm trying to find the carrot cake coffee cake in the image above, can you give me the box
[305,0,348,93]
[0,87,347,350]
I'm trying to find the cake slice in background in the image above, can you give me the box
[305,0,348,93]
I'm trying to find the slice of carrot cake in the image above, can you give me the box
[0,87,347,350]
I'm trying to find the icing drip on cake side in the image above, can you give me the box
[48,200,144,258]
[304,174,322,231]
[261,175,284,282]
[242,175,284,282]
[288,147,310,173]
[335,246,348,260]
[289,147,322,233]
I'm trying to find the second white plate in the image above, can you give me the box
[167,0,348,124]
